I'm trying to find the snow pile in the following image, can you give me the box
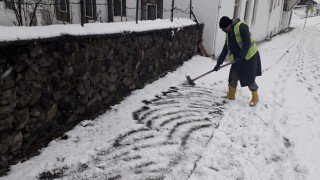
[0,18,195,42]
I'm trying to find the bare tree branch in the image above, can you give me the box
[29,0,42,26]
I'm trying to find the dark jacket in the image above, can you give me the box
[217,19,262,87]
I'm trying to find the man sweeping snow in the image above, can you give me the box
[213,16,262,107]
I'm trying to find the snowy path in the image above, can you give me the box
[2,8,320,180]
[187,20,320,180]
[45,86,227,180]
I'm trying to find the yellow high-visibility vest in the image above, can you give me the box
[226,21,258,62]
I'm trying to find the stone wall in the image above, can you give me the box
[0,24,203,173]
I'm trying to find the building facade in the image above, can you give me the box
[171,0,300,58]
[0,0,300,58]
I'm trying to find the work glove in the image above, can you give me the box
[213,63,221,71]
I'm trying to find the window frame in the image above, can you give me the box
[113,0,126,17]
[4,0,16,10]
[85,0,96,18]
[55,0,71,22]
[146,3,157,20]
[59,0,68,13]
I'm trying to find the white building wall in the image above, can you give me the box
[250,0,271,41]
[254,0,283,40]
[71,0,81,24]
[161,0,286,58]
[126,1,138,21]
[52,0,80,24]
[190,0,218,56]
[215,0,284,57]
[97,0,108,22]
[162,0,189,19]
[267,1,283,38]
[54,0,109,24]
[161,0,225,57]
[281,11,292,31]
[214,0,234,57]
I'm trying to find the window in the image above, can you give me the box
[233,0,240,18]
[85,0,96,18]
[244,0,251,23]
[4,0,15,10]
[141,0,163,20]
[251,0,258,24]
[147,3,157,20]
[59,0,67,12]
[114,0,126,17]
[55,0,70,22]
[108,0,126,22]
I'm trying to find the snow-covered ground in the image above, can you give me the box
[2,7,320,180]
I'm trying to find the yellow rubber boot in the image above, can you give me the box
[249,91,259,107]
[223,86,236,100]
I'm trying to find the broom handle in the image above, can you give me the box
[192,62,233,81]
[220,61,233,68]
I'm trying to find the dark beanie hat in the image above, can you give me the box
[219,16,232,29]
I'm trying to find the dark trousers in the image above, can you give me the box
[228,68,259,91]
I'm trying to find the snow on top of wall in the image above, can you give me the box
[0,18,196,42]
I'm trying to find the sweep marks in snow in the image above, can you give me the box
[37,85,226,180]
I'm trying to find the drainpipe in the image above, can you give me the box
[279,2,284,32]
[136,0,139,24]
[80,0,85,26]
[213,0,222,57]
[171,0,175,22]
[266,1,273,39]
[190,0,192,19]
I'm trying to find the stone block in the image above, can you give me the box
[13,60,27,73]
[122,77,132,87]
[52,91,65,101]
[10,131,22,154]
[46,104,57,122]
[38,56,51,67]
[13,108,29,130]
[0,90,16,106]
[30,64,39,73]
[25,69,36,81]
[0,103,15,120]
[29,92,42,106]
[0,115,14,131]
[2,75,15,90]
[40,93,51,109]
[17,94,32,108]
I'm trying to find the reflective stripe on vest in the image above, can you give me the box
[226,21,258,62]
